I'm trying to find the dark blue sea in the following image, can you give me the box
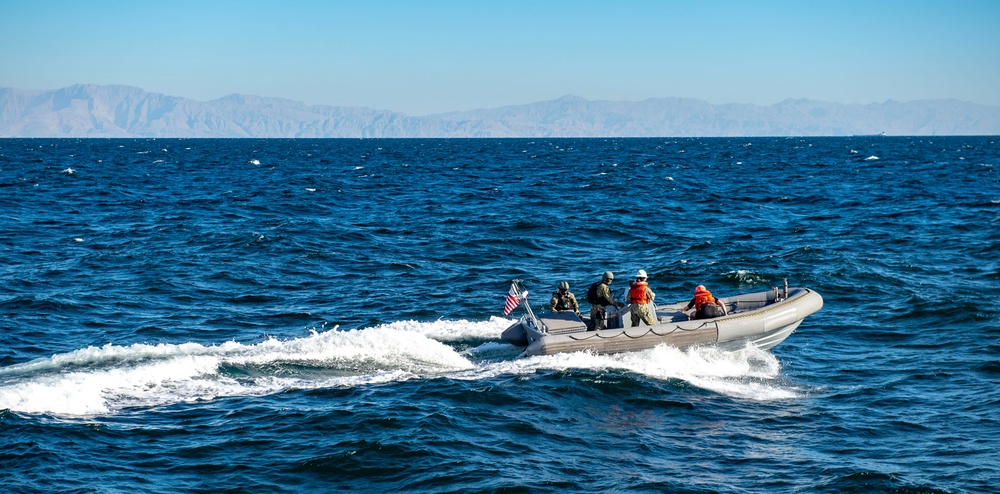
[1,137,998,493]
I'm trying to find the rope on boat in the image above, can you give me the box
[565,321,714,341]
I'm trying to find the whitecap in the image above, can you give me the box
[865,155,879,160]
[726,269,768,286]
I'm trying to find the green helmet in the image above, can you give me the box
[603,271,614,281]
[558,281,570,291]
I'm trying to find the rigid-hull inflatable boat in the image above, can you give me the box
[502,284,823,357]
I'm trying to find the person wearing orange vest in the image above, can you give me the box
[684,285,728,320]
[628,269,657,326]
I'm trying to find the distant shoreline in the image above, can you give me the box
[3,85,999,138]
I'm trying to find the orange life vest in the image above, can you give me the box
[693,289,716,309]
[629,281,650,304]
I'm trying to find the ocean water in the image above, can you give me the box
[0,137,997,493]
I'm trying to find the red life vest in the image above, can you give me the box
[693,288,715,309]
[629,281,650,304]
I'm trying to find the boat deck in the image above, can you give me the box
[536,311,587,334]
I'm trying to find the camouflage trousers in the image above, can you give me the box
[589,305,608,331]
[630,303,656,326]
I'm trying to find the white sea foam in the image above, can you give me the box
[617,344,799,400]
[0,317,796,416]
[0,323,479,417]
[373,316,513,341]
[464,343,798,401]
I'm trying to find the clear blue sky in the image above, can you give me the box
[2,0,998,115]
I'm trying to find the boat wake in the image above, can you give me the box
[0,318,799,417]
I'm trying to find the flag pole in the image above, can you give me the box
[513,279,540,324]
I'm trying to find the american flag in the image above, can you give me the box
[503,284,520,316]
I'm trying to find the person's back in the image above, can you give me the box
[628,270,657,326]
[686,285,726,320]
[588,271,622,330]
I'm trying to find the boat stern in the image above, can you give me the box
[501,317,530,347]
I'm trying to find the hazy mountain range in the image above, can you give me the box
[1,84,998,137]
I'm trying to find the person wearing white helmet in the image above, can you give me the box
[628,269,657,326]
[586,271,624,330]
[549,281,580,316]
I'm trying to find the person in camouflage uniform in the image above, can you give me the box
[549,281,580,316]
[589,271,623,331]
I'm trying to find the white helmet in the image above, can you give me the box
[636,269,648,278]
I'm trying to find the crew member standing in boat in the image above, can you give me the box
[629,270,657,326]
[685,285,728,320]
[549,281,581,316]
[587,271,624,331]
